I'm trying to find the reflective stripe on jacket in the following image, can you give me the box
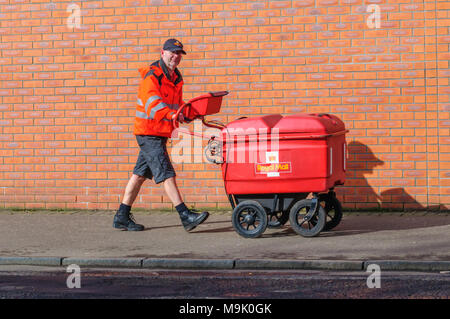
[133,59,184,137]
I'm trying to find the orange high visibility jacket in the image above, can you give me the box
[133,59,184,137]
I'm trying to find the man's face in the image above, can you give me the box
[161,49,183,71]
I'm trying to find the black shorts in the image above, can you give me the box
[133,135,176,184]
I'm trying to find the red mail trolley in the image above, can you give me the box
[174,92,348,238]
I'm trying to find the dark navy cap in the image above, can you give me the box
[163,38,186,55]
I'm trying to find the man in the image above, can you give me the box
[113,39,209,232]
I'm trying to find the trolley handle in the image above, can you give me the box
[172,91,229,128]
[202,117,225,130]
[209,91,229,97]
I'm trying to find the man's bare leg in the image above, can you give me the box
[122,174,147,206]
[163,176,183,206]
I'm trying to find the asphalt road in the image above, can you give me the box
[0,265,448,299]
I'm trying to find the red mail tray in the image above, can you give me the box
[221,113,347,195]
[184,91,228,119]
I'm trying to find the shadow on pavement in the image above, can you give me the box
[193,214,450,238]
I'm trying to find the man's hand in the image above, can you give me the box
[171,112,184,123]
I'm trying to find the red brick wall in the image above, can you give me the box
[0,0,449,211]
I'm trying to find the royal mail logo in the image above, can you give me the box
[256,162,291,174]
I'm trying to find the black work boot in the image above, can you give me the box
[113,210,144,231]
[178,209,209,231]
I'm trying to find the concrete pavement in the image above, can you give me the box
[0,210,449,272]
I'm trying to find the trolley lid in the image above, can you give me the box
[224,114,282,135]
[273,113,346,135]
[224,113,345,136]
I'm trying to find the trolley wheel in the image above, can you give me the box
[232,200,268,238]
[267,210,289,229]
[289,199,326,237]
[319,194,343,231]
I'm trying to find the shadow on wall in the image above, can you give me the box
[345,141,446,211]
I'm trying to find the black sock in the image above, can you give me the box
[119,203,131,214]
[175,202,188,214]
